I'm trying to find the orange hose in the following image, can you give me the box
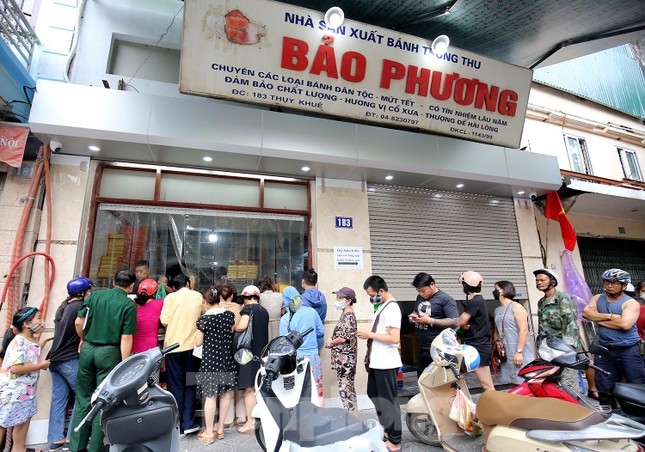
[1,252,56,320]
[41,144,53,323]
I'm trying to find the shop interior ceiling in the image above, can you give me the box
[37,0,645,219]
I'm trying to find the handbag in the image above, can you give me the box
[233,311,254,352]
[364,301,394,373]
[492,303,511,365]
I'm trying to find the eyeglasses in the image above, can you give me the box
[603,280,623,287]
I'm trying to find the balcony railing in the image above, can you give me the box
[0,0,39,70]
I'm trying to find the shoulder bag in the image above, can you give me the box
[364,300,394,373]
[492,303,511,365]
[233,310,254,351]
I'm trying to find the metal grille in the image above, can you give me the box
[367,184,527,301]
[578,236,645,295]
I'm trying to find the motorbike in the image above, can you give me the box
[509,332,612,413]
[405,328,645,451]
[234,327,387,452]
[74,343,180,452]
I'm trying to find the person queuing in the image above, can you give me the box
[70,269,137,452]
[325,287,358,415]
[259,276,283,342]
[235,285,269,435]
[0,307,51,452]
[195,287,236,444]
[408,272,459,378]
[457,271,496,391]
[132,278,164,384]
[281,286,324,406]
[357,275,402,452]
[583,268,645,406]
[159,273,203,436]
[301,269,327,350]
[46,277,92,451]
[492,280,534,386]
[533,268,584,393]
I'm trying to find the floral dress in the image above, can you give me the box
[196,309,237,397]
[330,311,357,412]
[0,335,41,427]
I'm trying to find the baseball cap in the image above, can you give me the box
[333,287,356,301]
[241,285,260,297]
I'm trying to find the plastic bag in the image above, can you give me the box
[449,388,483,437]
[155,282,167,299]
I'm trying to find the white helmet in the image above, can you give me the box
[460,344,480,373]
[533,268,558,286]
[430,329,461,367]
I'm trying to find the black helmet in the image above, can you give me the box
[533,268,558,287]
[67,277,93,297]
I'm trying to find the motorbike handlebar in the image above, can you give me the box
[161,343,180,355]
[73,399,106,432]
[590,364,611,376]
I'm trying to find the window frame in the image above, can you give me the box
[563,134,593,175]
[617,147,644,182]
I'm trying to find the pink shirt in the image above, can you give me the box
[132,298,164,353]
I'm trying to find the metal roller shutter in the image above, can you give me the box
[367,184,527,301]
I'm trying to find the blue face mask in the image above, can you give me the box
[334,300,347,310]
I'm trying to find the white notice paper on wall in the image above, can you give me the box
[334,246,364,269]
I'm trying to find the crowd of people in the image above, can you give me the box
[0,261,643,452]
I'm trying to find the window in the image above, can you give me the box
[563,135,592,174]
[618,148,643,182]
[108,39,180,84]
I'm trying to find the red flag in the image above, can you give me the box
[0,122,28,168]
[545,191,577,251]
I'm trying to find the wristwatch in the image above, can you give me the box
[516,349,524,354]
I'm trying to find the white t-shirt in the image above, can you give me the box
[369,300,402,370]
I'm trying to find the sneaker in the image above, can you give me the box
[63,441,70,451]
[183,425,200,435]
[49,442,66,451]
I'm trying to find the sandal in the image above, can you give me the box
[197,431,215,444]
[238,423,255,434]
[234,417,247,426]
[588,389,599,400]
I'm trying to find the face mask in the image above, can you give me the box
[290,295,303,313]
[640,292,645,298]
[492,289,500,300]
[334,300,347,310]
[369,294,383,305]
[28,322,44,333]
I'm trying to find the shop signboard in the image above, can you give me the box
[180,0,532,148]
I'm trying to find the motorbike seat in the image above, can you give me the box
[477,391,605,431]
[612,383,645,415]
[283,401,366,447]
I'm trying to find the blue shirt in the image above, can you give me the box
[279,306,323,357]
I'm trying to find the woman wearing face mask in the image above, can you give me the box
[325,287,358,415]
[280,286,324,406]
[492,281,535,385]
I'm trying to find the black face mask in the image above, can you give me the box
[492,289,500,300]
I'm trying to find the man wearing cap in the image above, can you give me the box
[160,273,203,436]
[71,269,137,452]
[534,268,582,391]
[408,272,459,378]
[583,268,645,405]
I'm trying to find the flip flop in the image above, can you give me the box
[238,423,255,434]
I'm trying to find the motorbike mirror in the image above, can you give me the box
[588,344,610,357]
[234,348,254,365]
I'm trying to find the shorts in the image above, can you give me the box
[467,340,492,367]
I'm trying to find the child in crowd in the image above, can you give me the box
[0,307,52,451]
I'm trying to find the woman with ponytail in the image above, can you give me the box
[132,279,165,363]
[46,277,92,450]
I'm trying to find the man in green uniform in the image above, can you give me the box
[70,269,137,452]
[534,268,583,391]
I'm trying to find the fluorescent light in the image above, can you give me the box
[324,7,344,28]
[301,166,311,172]
[456,183,464,188]
[88,145,101,152]
[203,156,213,162]
[517,190,526,195]
[208,233,218,243]
[432,35,450,57]
[385,175,394,180]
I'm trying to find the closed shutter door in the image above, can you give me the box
[367,185,527,300]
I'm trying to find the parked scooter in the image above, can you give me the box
[74,343,180,452]
[405,329,645,451]
[235,327,387,452]
[509,332,612,412]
